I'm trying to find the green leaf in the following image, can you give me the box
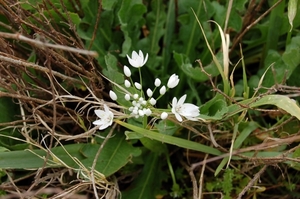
[80,133,141,176]
[103,53,124,84]
[0,134,141,177]
[288,0,298,31]
[122,153,160,199]
[155,120,180,136]
[140,137,167,154]
[0,97,22,148]
[116,120,222,156]
[282,36,300,79]
[0,144,84,169]
[102,0,118,10]
[143,0,166,55]
[118,0,147,56]
[173,52,221,82]
[177,0,214,60]
[250,95,300,121]
[200,94,228,120]
[234,122,259,149]
[161,0,175,73]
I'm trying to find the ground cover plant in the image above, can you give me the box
[1,0,300,198]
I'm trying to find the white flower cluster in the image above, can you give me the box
[93,50,200,130]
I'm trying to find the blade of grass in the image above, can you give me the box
[116,120,222,156]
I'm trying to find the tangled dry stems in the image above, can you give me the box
[0,1,118,197]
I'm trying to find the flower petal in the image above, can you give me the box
[172,97,178,108]
[94,110,105,118]
[174,112,183,122]
[178,94,187,106]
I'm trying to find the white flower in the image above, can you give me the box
[144,108,152,116]
[134,82,142,90]
[171,94,199,122]
[126,50,148,68]
[159,86,166,95]
[138,110,144,116]
[154,78,161,87]
[109,90,117,101]
[167,74,180,88]
[161,112,168,120]
[93,104,114,130]
[124,80,131,88]
[146,88,153,97]
[123,65,131,77]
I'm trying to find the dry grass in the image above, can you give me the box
[0,1,116,198]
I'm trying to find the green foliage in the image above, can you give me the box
[0,133,141,177]
[122,153,161,199]
[3,0,300,198]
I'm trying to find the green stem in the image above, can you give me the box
[166,151,177,185]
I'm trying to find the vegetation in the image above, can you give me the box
[0,0,300,198]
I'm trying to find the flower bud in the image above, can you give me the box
[125,94,130,101]
[146,88,153,97]
[149,98,156,105]
[109,90,117,101]
[167,74,180,88]
[159,86,166,95]
[123,65,131,77]
[154,78,161,87]
[133,94,139,99]
[124,80,131,88]
[134,82,142,90]
[161,112,168,120]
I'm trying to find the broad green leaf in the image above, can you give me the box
[140,137,167,154]
[282,36,300,78]
[177,0,214,60]
[225,95,300,121]
[0,134,141,177]
[0,144,84,169]
[173,52,221,82]
[78,1,114,65]
[118,0,146,56]
[144,0,166,55]
[102,0,118,10]
[155,120,180,136]
[250,95,300,120]
[122,153,161,199]
[103,53,124,84]
[200,94,228,120]
[116,120,222,156]
[80,133,141,176]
